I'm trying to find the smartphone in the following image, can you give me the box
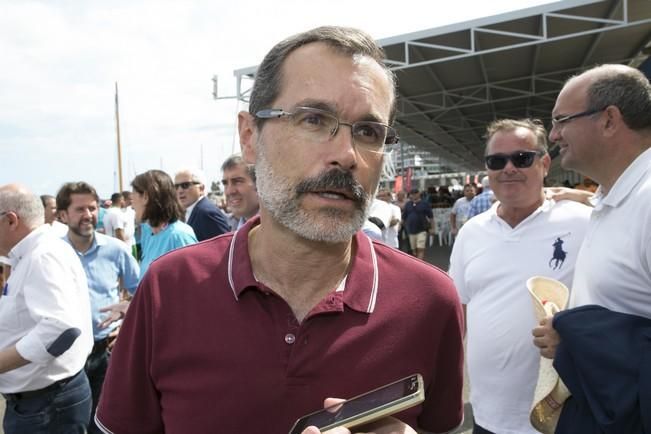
[288,373,424,434]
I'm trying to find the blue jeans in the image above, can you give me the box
[3,370,91,434]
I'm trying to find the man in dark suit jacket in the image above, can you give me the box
[174,168,230,241]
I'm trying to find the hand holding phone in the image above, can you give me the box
[290,374,424,434]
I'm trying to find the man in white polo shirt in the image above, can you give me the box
[0,184,93,434]
[533,65,651,432]
[449,118,591,434]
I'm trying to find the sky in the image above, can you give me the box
[1,0,556,198]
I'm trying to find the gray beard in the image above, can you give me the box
[254,142,372,243]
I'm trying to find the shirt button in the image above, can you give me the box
[284,333,296,344]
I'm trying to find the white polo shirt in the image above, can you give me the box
[570,147,651,317]
[449,199,591,434]
[0,225,93,393]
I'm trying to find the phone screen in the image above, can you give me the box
[289,374,423,434]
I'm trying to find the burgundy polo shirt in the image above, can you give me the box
[96,217,463,434]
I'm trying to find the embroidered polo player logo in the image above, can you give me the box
[549,237,567,270]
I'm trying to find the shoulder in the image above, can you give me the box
[549,200,593,220]
[96,232,130,251]
[373,242,458,305]
[145,232,233,280]
[169,221,198,239]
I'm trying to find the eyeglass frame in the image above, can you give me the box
[484,150,546,171]
[174,182,201,190]
[551,107,606,128]
[254,106,399,150]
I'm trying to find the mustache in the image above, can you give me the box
[295,169,368,206]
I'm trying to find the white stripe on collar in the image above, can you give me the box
[365,236,379,313]
[227,228,379,312]
[227,228,240,301]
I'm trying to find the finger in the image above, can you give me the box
[324,398,345,407]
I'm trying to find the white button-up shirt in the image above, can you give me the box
[0,225,93,393]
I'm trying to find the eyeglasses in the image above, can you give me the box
[174,182,201,190]
[255,106,399,151]
[0,211,7,218]
[551,107,605,128]
[485,150,545,170]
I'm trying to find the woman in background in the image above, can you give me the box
[99,170,197,327]
[131,169,197,278]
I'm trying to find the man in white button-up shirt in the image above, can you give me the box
[0,184,93,434]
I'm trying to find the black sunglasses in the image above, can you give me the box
[174,181,201,190]
[485,150,545,170]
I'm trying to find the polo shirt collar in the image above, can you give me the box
[595,147,651,210]
[490,198,552,225]
[227,216,379,314]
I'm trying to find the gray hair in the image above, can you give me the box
[484,118,549,154]
[221,154,256,183]
[580,64,651,131]
[0,189,44,228]
[249,26,397,127]
[175,168,207,187]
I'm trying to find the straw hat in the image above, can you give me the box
[527,276,572,434]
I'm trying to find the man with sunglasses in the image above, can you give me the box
[449,119,591,434]
[96,26,464,434]
[174,167,230,241]
[532,65,651,432]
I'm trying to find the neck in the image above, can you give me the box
[248,210,353,321]
[497,192,544,228]
[67,230,94,253]
[590,132,651,194]
[151,222,168,234]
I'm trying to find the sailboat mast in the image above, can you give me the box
[115,82,124,192]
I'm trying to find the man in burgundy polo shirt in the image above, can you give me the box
[96,26,464,434]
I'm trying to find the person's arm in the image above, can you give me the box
[114,227,126,242]
[449,212,457,235]
[0,346,29,374]
[532,315,561,359]
[16,251,89,366]
[545,187,594,206]
[98,300,130,329]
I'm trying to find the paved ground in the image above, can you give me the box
[0,241,472,434]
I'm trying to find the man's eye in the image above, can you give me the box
[355,124,382,139]
[299,113,325,126]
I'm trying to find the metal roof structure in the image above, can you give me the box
[232,0,651,177]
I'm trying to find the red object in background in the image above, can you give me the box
[405,167,413,192]
[394,176,403,193]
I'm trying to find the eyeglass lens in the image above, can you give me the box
[485,151,538,170]
[290,108,394,148]
[174,182,197,190]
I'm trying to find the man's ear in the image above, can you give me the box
[238,111,258,165]
[542,152,551,176]
[602,105,623,138]
[59,210,69,225]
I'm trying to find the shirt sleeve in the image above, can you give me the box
[16,250,90,364]
[448,232,470,304]
[95,276,163,434]
[120,249,141,294]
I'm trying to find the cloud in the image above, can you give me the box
[0,0,552,197]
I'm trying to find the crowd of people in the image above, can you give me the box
[0,24,649,434]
